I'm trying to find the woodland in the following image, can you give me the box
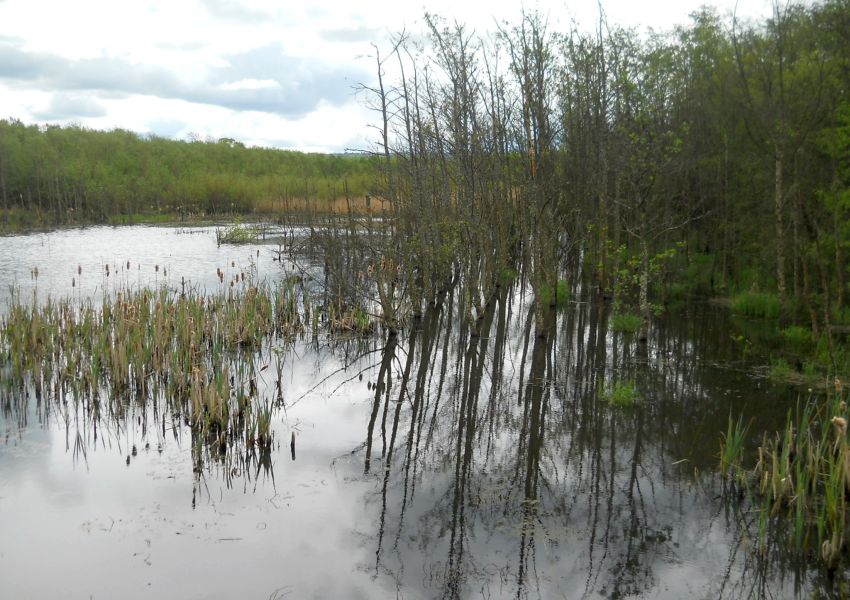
[1,2,848,342]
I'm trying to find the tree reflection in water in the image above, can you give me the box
[360,285,819,599]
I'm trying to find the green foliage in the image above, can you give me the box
[768,357,795,381]
[603,380,639,407]
[722,395,850,570]
[612,243,678,314]
[780,325,813,354]
[611,312,643,333]
[833,305,850,327]
[731,291,781,319]
[216,222,262,244]
[665,252,718,299]
[719,414,750,480]
[0,119,378,228]
[538,279,570,308]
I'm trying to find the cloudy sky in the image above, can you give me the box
[0,0,774,152]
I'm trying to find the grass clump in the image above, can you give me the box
[611,312,643,334]
[780,325,812,351]
[720,392,850,570]
[731,291,780,319]
[603,380,639,407]
[216,222,262,244]
[768,357,795,381]
[328,305,374,335]
[719,414,750,481]
[0,276,314,464]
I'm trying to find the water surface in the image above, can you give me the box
[0,225,835,598]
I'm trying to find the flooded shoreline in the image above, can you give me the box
[0,225,840,598]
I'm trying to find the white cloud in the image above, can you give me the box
[33,93,106,120]
[219,78,282,91]
[0,0,775,151]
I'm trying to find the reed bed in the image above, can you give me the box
[0,277,317,458]
[721,386,850,570]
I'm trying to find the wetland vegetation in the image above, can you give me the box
[2,1,850,597]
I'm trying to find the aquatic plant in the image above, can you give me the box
[719,414,750,481]
[722,392,850,570]
[781,325,813,353]
[611,312,643,334]
[603,380,639,407]
[216,222,264,244]
[0,276,313,466]
[768,358,795,381]
[730,291,781,319]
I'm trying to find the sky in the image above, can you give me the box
[0,0,776,153]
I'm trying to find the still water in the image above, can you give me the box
[0,225,833,598]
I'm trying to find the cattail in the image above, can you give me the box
[77,265,82,275]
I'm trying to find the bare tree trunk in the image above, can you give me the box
[774,148,787,313]
[639,237,650,321]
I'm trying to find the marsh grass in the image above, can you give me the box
[603,380,639,407]
[327,305,373,335]
[611,312,643,334]
[0,276,317,466]
[722,392,850,570]
[731,291,781,319]
[781,325,813,353]
[719,414,750,481]
[216,222,265,244]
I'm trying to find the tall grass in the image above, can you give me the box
[0,276,316,460]
[719,414,750,480]
[603,380,639,407]
[722,391,850,570]
[730,291,781,319]
[611,312,643,333]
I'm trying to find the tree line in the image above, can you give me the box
[2,0,849,351]
[0,120,377,224]
[358,0,849,350]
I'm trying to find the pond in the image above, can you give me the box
[0,225,838,599]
